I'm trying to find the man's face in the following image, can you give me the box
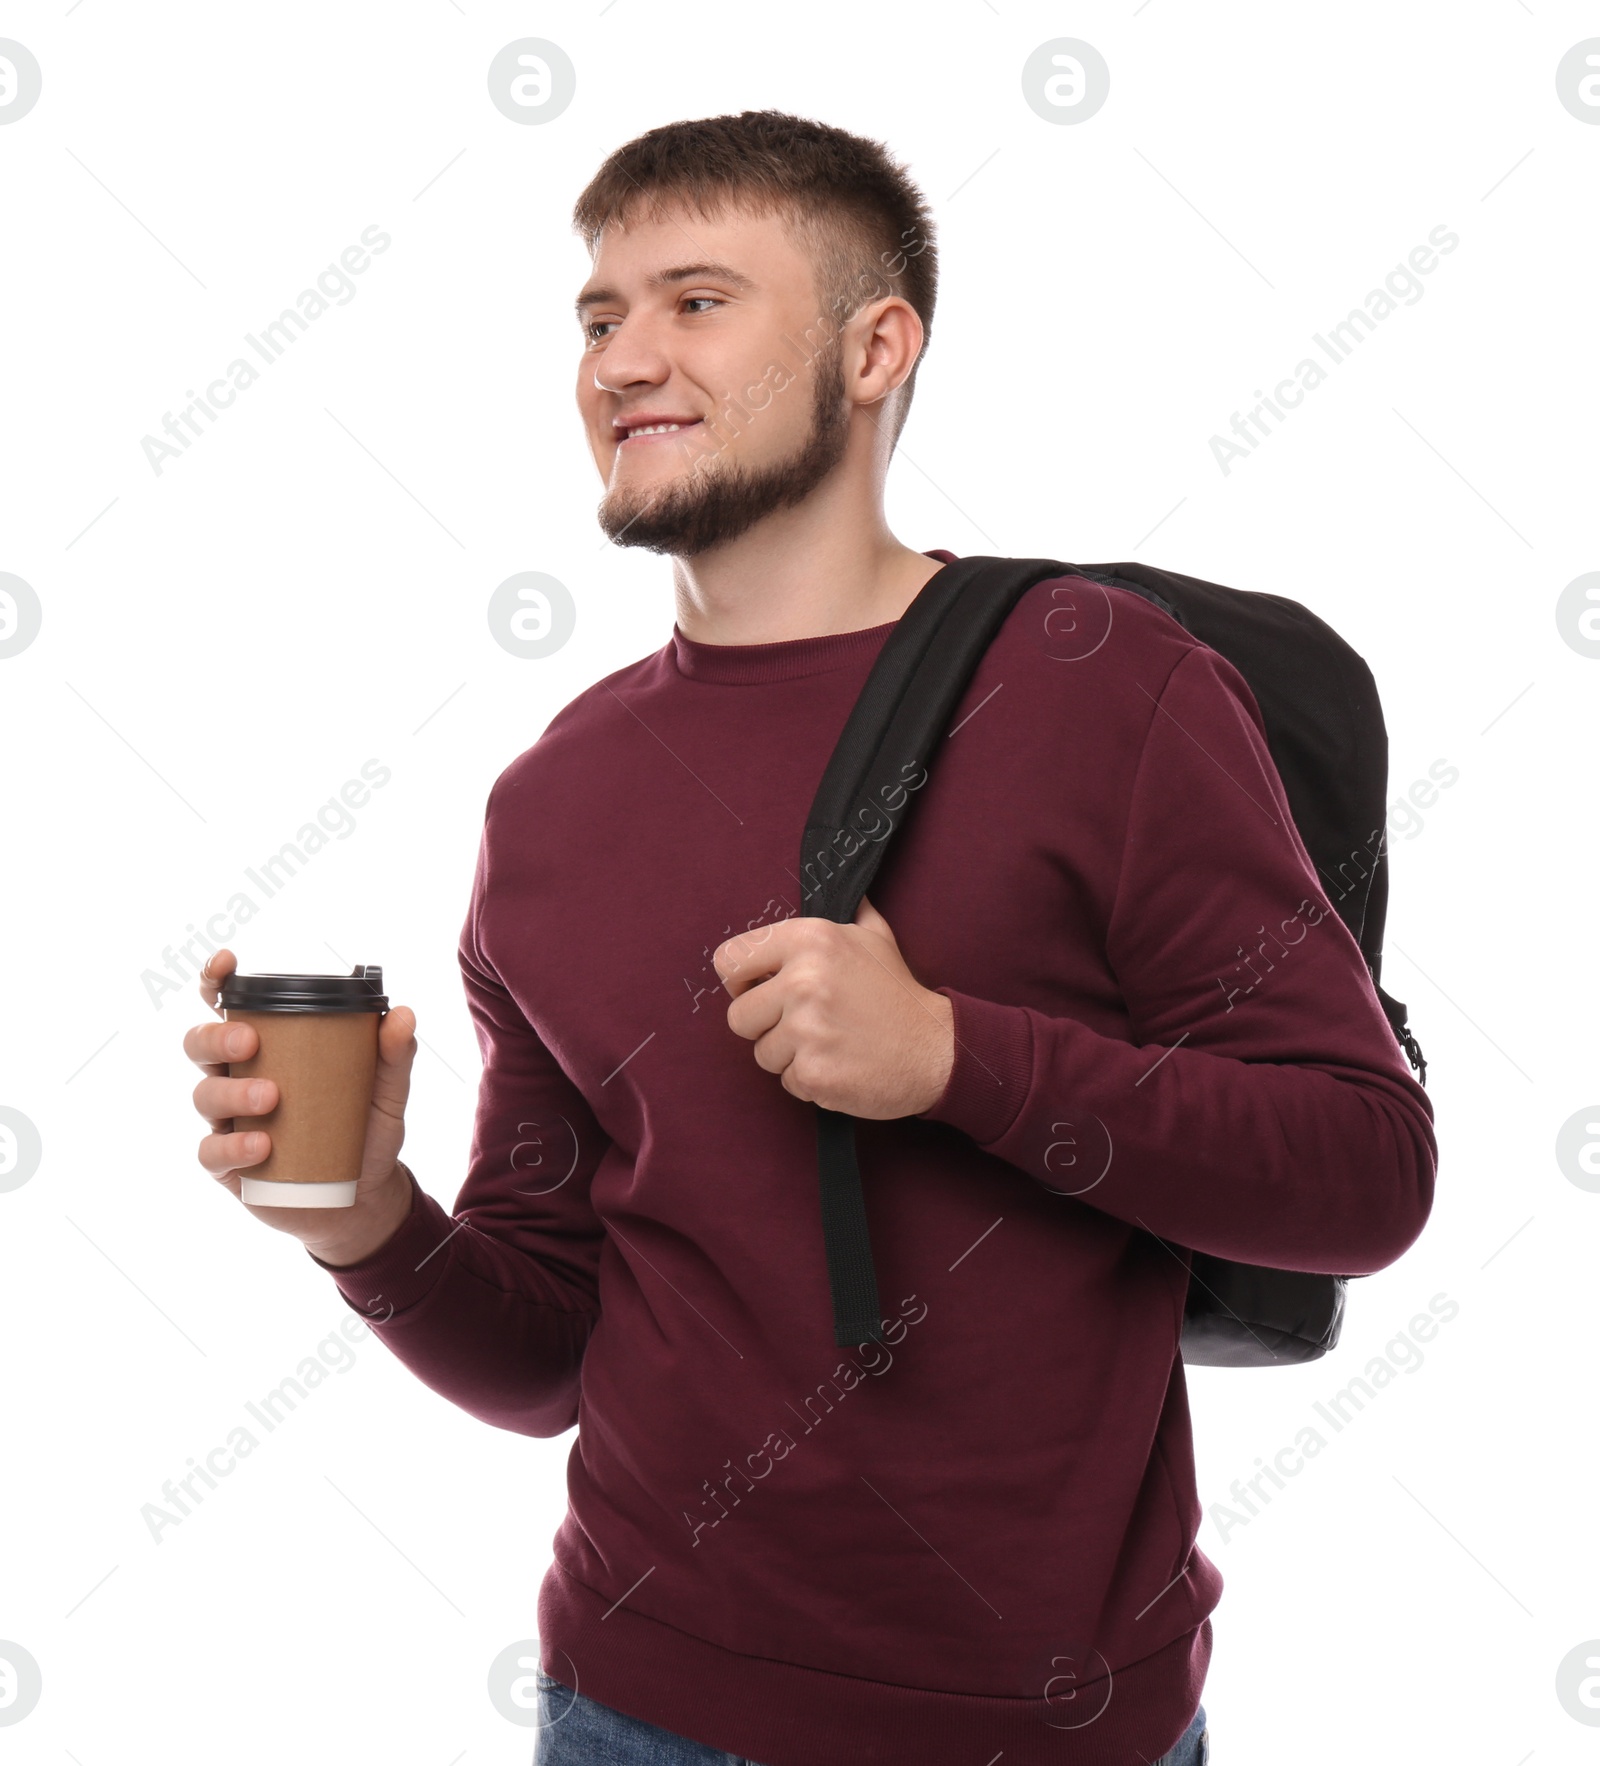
[575,201,855,556]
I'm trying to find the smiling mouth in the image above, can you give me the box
[616,419,706,445]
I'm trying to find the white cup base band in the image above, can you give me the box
[240,1177,359,1208]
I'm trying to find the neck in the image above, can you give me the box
[667,469,943,646]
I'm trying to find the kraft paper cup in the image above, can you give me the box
[218,965,387,1208]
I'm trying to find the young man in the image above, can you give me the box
[188,111,1435,1764]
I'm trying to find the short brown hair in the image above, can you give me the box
[572,109,938,444]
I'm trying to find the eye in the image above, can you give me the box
[582,294,723,344]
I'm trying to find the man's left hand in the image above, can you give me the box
[714,896,956,1119]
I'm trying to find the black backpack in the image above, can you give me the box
[798,555,1427,1366]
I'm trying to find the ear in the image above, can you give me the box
[847,295,924,408]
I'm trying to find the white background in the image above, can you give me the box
[1,2,1596,1762]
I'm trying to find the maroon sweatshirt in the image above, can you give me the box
[311,551,1436,1764]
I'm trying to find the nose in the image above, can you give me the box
[590,312,672,399]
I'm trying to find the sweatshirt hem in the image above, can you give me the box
[538,1556,1211,1766]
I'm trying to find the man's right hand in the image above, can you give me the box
[185,948,419,1266]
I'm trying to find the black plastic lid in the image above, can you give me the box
[219,964,387,1015]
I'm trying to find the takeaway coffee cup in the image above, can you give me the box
[217,964,388,1208]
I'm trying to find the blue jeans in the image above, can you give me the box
[533,1670,1209,1764]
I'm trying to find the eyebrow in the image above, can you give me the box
[574,261,755,318]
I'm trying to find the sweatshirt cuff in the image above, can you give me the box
[304,1165,458,1320]
[916,987,1034,1146]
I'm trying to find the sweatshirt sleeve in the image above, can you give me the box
[916,642,1437,1276]
[304,800,610,1437]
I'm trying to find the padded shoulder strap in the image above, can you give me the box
[802,555,1088,1345]
[801,556,1082,926]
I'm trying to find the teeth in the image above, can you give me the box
[625,422,684,437]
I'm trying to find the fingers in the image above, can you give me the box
[197,1126,271,1178]
[192,1072,277,1125]
[712,918,794,996]
[182,1015,258,1071]
[726,972,787,1044]
[197,947,236,1014]
[706,918,787,1003]
[778,1061,815,1104]
[751,1023,797,1078]
[185,949,254,1076]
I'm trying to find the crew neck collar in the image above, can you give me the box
[670,550,958,684]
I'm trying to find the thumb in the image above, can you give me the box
[852,894,894,940]
[374,1005,417,1084]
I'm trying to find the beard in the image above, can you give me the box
[597,343,850,558]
